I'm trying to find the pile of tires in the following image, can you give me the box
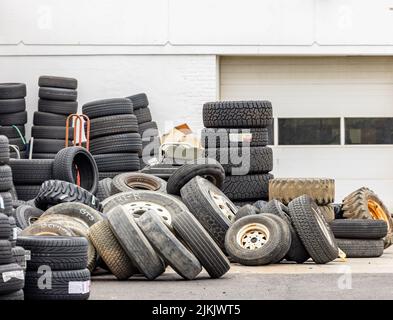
[225,195,339,265]
[0,83,28,159]
[82,98,142,180]
[31,76,78,159]
[17,236,90,300]
[202,101,274,205]
[0,213,25,300]
[269,178,336,223]
[126,93,160,168]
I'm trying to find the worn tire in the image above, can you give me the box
[96,178,112,202]
[39,76,77,90]
[0,165,13,191]
[94,153,140,172]
[288,195,338,264]
[134,107,152,124]
[15,185,42,201]
[137,209,201,280]
[38,99,78,115]
[126,93,148,110]
[203,101,273,128]
[202,127,269,148]
[269,178,335,205]
[90,114,138,139]
[222,173,274,201]
[180,176,237,250]
[0,240,13,264]
[32,139,67,154]
[33,111,68,127]
[53,146,99,194]
[0,83,26,99]
[111,173,167,194]
[90,133,142,155]
[0,263,25,294]
[330,219,388,240]
[20,221,74,237]
[336,239,384,258]
[107,206,165,280]
[167,160,225,195]
[0,98,25,114]
[34,180,102,212]
[235,204,259,221]
[82,98,133,119]
[0,111,27,126]
[9,159,53,185]
[0,126,25,139]
[39,87,77,101]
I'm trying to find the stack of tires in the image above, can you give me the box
[31,76,78,159]
[82,98,142,180]
[0,83,28,159]
[268,178,336,223]
[17,236,90,300]
[202,101,274,206]
[126,93,160,168]
[0,136,16,212]
[0,213,25,300]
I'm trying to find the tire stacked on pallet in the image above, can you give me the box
[0,213,25,300]
[31,76,78,159]
[202,101,274,205]
[268,178,336,223]
[126,93,160,169]
[0,83,28,159]
[82,98,142,180]
[17,236,90,300]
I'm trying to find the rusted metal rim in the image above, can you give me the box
[125,177,162,191]
[368,199,390,224]
[236,223,270,250]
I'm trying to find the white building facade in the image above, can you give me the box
[1,0,392,208]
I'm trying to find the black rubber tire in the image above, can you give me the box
[0,111,27,126]
[9,159,53,184]
[41,202,103,227]
[235,204,259,221]
[0,165,12,191]
[0,136,9,165]
[24,269,90,300]
[0,240,13,264]
[0,192,13,216]
[32,153,57,160]
[134,107,152,124]
[262,200,310,263]
[107,206,165,280]
[288,195,338,264]
[225,215,285,265]
[0,263,25,294]
[205,146,273,175]
[180,176,237,250]
[89,114,138,139]
[336,239,384,258]
[96,178,112,202]
[11,246,26,270]
[0,289,24,300]
[138,121,158,136]
[39,76,78,90]
[330,219,388,240]
[0,98,26,114]
[15,185,41,201]
[90,133,142,155]
[53,146,99,194]
[137,209,201,280]
[167,160,225,195]
[89,220,138,280]
[111,172,167,194]
[82,98,133,119]
[38,99,78,115]
[202,127,269,148]
[39,87,77,102]
[0,213,10,239]
[172,210,230,278]
[94,153,140,172]
[253,200,268,210]
[98,172,119,180]
[203,101,273,128]
[140,163,181,180]
[31,125,74,140]
[126,93,148,110]
[222,173,274,201]
[15,205,43,229]
[32,139,67,154]
[8,216,17,247]
[34,180,102,212]
[33,111,67,127]
[0,83,26,99]
[0,126,25,138]
[17,236,88,270]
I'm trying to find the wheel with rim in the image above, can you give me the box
[225,214,284,265]
[111,173,167,195]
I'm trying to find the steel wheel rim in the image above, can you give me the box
[122,201,172,226]
[236,223,270,250]
[368,199,389,223]
[313,206,335,246]
[209,190,236,222]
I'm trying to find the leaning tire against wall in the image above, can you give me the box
[336,239,384,258]
[173,210,230,278]
[330,219,388,240]
[180,176,237,250]
[82,98,133,119]
[342,187,393,248]
[203,101,273,128]
[90,133,142,155]
[137,209,201,280]
[111,173,167,195]
[0,135,10,165]
[34,180,102,212]
[107,206,166,280]
[166,160,225,195]
[9,159,53,185]
[94,153,140,173]
[53,147,99,194]
[222,174,274,201]
[288,195,338,264]
[269,178,335,206]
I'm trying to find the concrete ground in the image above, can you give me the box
[90,246,393,300]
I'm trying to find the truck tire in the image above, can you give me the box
[330,219,388,239]
[111,173,167,195]
[336,239,384,258]
[222,174,273,201]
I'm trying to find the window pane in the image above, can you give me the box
[278,118,340,145]
[345,118,393,144]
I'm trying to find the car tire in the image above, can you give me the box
[9,159,53,185]
[0,83,26,99]
[134,107,152,124]
[126,93,148,110]
[234,204,259,221]
[336,239,384,258]
[38,76,78,90]
[31,126,74,140]
[330,219,388,239]
[33,111,68,126]
[90,133,142,155]
[0,98,25,114]
[89,114,138,139]
[15,185,42,201]
[82,98,133,119]
[38,87,77,101]
[0,111,27,126]
[94,153,140,172]
[0,165,12,191]
[96,178,112,202]
[0,263,24,294]
[0,192,13,216]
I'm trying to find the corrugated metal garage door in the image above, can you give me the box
[220,56,393,209]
